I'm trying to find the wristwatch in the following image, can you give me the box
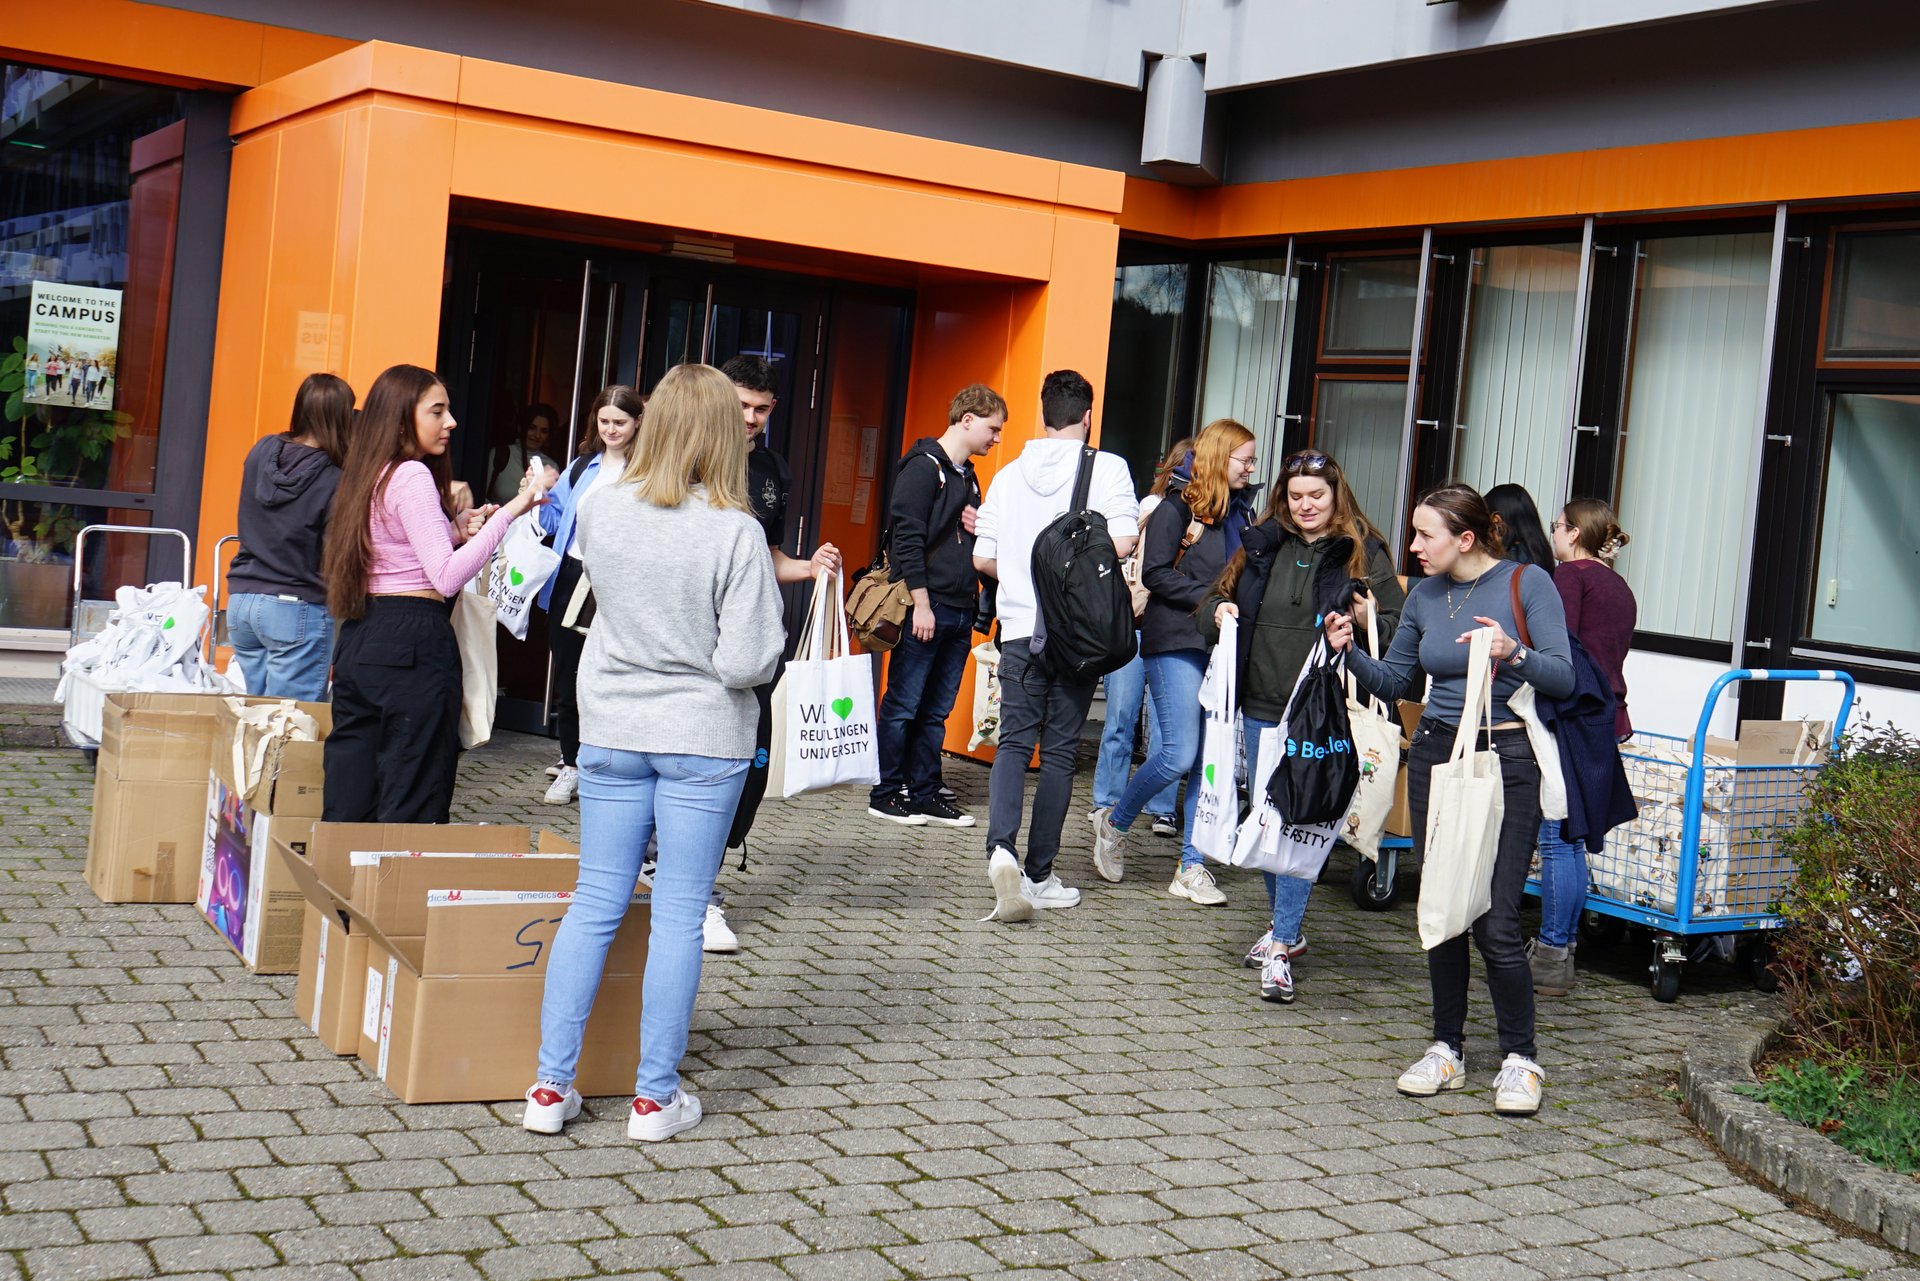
[1511,645,1529,667]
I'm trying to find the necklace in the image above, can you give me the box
[1445,567,1491,620]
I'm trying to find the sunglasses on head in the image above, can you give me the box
[1283,450,1331,475]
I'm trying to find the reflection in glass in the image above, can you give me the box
[707,305,801,453]
[1323,256,1419,358]
[1100,263,1188,494]
[1825,231,1920,360]
[1198,259,1295,483]
[0,501,151,630]
[1613,233,1771,641]
[1312,379,1407,531]
[1451,244,1580,506]
[1810,393,1920,648]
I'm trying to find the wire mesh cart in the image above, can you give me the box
[1529,668,1855,1003]
[59,524,195,750]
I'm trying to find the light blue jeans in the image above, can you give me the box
[537,743,748,1102]
[1246,714,1311,946]
[1094,646,1180,817]
[1112,649,1208,868]
[1536,818,1587,948]
[227,593,333,701]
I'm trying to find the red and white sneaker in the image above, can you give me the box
[521,1082,582,1134]
[1243,930,1309,969]
[628,1089,703,1142]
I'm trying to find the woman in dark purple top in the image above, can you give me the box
[1531,499,1637,997]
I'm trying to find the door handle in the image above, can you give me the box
[1765,434,1792,447]
[1746,637,1773,650]
[1573,424,1602,436]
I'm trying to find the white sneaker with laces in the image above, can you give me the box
[628,1089,702,1141]
[543,765,579,805]
[1022,873,1081,909]
[545,758,564,779]
[1168,862,1226,906]
[522,1081,582,1134]
[987,847,1034,922]
[1493,1054,1545,1116]
[1090,807,1127,883]
[1397,1042,1467,1097]
[1259,951,1295,1003]
[701,903,738,954]
[1244,930,1275,969]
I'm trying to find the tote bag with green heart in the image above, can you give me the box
[1188,612,1242,863]
[771,570,880,799]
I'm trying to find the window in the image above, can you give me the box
[1101,262,1190,493]
[1313,377,1407,530]
[1809,393,1920,649]
[1824,231,1920,362]
[1322,255,1419,359]
[1197,258,1295,470]
[1449,243,1581,509]
[1612,233,1773,642]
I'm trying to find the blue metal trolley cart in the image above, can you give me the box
[1529,668,1855,1002]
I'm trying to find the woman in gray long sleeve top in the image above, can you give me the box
[1329,485,1573,1120]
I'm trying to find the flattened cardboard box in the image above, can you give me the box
[1713,720,1833,916]
[366,892,648,1104]
[195,697,332,972]
[290,822,559,1055]
[87,693,248,904]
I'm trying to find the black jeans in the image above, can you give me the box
[725,659,783,851]
[986,637,1097,883]
[1406,719,1542,1062]
[872,602,974,806]
[323,596,463,824]
[546,557,587,768]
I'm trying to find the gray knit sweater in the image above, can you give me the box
[575,482,785,760]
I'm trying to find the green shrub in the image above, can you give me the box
[1737,1061,1920,1175]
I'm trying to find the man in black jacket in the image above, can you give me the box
[868,385,1005,826]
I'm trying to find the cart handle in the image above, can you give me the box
[206,534,242,661]
[70,525,195,634]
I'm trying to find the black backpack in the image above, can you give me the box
[1029,446,1137,680]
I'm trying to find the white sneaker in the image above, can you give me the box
[1022,873,1081,910]
[701,903,738,954]
[1397,1042,1467,1097]
[1259,951,1295,1003]
[522,1081,582,1134]
[1493,1054,1545,1116]
[543,765,579,805]
[545,758,564,778]
[1244,930,1308,969]
[987,847,1034,923]
[1168,863,1226,906]
[1090,807,1127,883]
[628,1088,702,1141]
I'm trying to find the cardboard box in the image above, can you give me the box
[292,822,551,1055]
[86,693,225,903]
[196,697,332,973]
[1383,701,1422,839]
[1715,720,1831,915]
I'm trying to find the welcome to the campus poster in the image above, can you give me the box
[24,281,121,411]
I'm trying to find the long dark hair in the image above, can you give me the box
[578,384,645,457]
[288,372,354,466]
[1484,483,1554,570]
[324,364,451,620]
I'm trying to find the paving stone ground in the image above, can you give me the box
[4,726,1917,1281]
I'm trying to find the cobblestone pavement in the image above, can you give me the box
[4,728,1917,1281]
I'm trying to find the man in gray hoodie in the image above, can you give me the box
[972,371,1139,922]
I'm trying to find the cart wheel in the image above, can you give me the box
[1651,959,1683,1003]
[1350,855,1399,911]
[1742,937,1780,993]
[1578,911,1627,951]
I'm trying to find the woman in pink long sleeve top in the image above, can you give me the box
[321,364,548,823]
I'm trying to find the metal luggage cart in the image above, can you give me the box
[1529,668,1855,1003]
[60,524,195,750]
[206,534,241,660]
[1350,834,1412,910]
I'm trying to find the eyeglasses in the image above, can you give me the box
[1282,450,1331,475]
[1549,519,1570,533]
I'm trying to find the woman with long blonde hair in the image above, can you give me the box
[1092,418,1259,906]
[1199,448,1405,1003]
[528,363,784,1144]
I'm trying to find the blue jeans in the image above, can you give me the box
[1536,818,1587,948]
[1094,646,1179,816]
[1243,714,1313,945]
[1112,649,1207,868]
[227,593,333,701]
[537,743,748,1102]
[872,602,974,806]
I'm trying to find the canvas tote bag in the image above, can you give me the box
[487,513,562,641]
[453,575,498,750]
[967,639,1001,750]
[1415,625,1506,950]
[1226,723,1341,879]
[1187,612,1241,863]
[1340,600,1404,860]
[770,570,880,799]
[1501,571,1568,821]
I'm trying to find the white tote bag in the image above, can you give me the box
[1227,724,1341,878]
[967,640,1001,751]
[1505,682,1568,822]
[487,513,562,641]
[1341,600,1404,860]
[1187,613,1241,864]
[453,575,498,750]
[771,571,880,799]
[1416,626,1506,950]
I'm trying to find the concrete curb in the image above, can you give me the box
[1682,1008,1920,1255]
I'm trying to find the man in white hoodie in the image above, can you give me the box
[972,370,1140,921]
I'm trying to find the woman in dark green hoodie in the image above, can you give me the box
[1198,450,1405,1004]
